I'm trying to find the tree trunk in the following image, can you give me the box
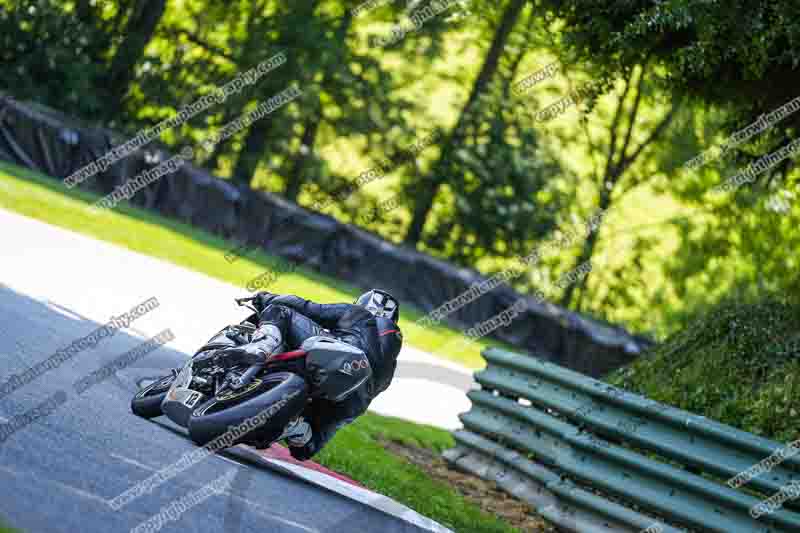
[231,119,272,188]
[203,104,241,172]
[559,70,679,310]
[560,189,612,309]
[403,0,528,247]
[284,113,320,201]
[283,9,353,202]
[200,3,267,172]
[75,0,94,25]
[106,0,167,113]
[228,2,323,190]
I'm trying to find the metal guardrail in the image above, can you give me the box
[444,348,800,533]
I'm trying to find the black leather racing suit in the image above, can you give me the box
[254,294,403,460]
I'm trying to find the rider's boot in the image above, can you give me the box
[279,416,312,448]
[250,323,283,356]
[227,323,284,365]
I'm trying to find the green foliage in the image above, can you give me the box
[426,93,564,264]
[0,0,119,117]
[122,0,425,208]
[0,0,570,294]
[609,297,800,442]
[3,0,798,349]
[536,0,800,158]
[412,3,566,265]
[504,2,800,335]
[641,99,800,334]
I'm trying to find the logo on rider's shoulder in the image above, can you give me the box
[339,358,370,376]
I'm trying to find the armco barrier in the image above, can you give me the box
[444,348,800,533]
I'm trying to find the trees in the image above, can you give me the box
[213,0,417,195]
[557,62,681,309]
[531,0,800,328]
[536,0,800,166]
[408,3,566,265]
[227,1,316,188]
[0,0,119,118]
[403,0,529,248]
[106,0,168,115]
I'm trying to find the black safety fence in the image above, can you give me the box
[0,94,650,377]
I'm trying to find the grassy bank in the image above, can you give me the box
[316,412,522,533]
[0,160,509,369]
[609,298,800,442]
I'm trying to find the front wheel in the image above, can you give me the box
[188,372,308,448]
[131,374,176,419]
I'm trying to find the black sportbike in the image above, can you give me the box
[130,296,372,448]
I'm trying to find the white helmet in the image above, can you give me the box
[355,290,399,322]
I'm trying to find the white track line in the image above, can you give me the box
[110,453,158,472]
[0,463,110,506]
[222,492,319,532]
[217,455,246,468]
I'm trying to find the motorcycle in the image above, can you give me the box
[130,296,372,448]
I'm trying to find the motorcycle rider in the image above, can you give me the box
[222,289,402,460]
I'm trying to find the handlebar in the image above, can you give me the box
[235,295,260,315]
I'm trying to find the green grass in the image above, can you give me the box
[0,160,502,369]
[316,412,521,533]
[0,519,18,533]
[608,297,800,442]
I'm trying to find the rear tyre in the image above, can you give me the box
[188,372,308,448]
[131,374,176,419]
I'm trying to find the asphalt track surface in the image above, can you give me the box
[0,209,453,533]
[0,286,437,532]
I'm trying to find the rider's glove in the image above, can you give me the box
[253,291,277,312]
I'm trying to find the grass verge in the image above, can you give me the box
[315,412,522,533]
[608,297,800,442]
[0,160,509,369]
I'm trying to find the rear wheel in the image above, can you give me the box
[188,371,308,448]
[131,374,176,419]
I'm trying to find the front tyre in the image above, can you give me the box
[188,372,308,448]
[131,374,176,419]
